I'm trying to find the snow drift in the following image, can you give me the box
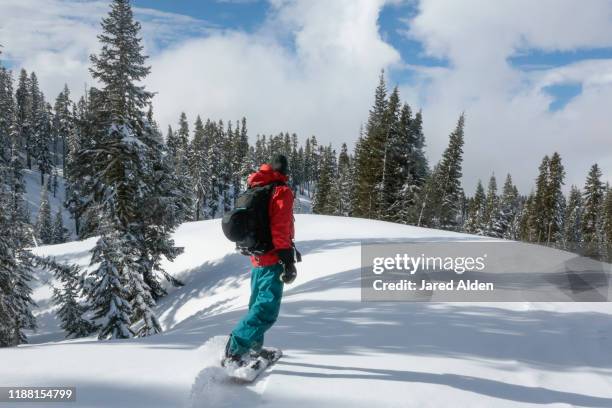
[1,215,612,407]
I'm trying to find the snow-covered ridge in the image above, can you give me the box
[4,215,612,407]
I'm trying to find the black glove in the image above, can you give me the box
[277,248,295,265]
[280,262,297,284]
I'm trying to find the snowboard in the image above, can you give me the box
[223,348,283,383]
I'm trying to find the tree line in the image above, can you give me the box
[311,73,612,260]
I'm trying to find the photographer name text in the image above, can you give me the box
[373,279,494,292]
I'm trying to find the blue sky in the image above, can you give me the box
[133,0,269,32]
[2,0,612,192]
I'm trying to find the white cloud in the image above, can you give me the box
[147,0,399,147]
[401,0,612,193]
[0,0,211,99]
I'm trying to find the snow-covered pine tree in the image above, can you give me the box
[221,121,234,212]
[312,146,335,214]
[498,174,519,239]
[231,118,249,200]
[582,164,605,257]
[50,167,59,198]
[289,133,300,190]
[177,112,190,159]
[304,138,314,193]
[138,109,190,304]
[563,185,583,251]
[464,180,486,235]
[337,143,353,216]
[168,113,194,221]
[531,155,550,243]
[30,72,53,184]
[392,104,427,225]
[546,152,565,244]
[52,208,68,244]
[0,58,13,161]
[52,84,73,173]
[324,147,340,215]
[35,183,54,244]
[189,116,208,220]
[419,114,465,230]
[206,120,223,217]
[408,110,428,190]
[50,261,97,338]
[602,186,612,261]
[64,96,88,237]
[166,123,179,160]
[518,193,535,242]
[0,80,37,345]
[0,229,37,347]
[237,118,255,189]
[76,0,181,338]
[353,72,388,218]
[379,86,402,221]
[483,175,500,236]
[15,69,33,168]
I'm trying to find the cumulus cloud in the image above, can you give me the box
[147,0,399,147]
[0,0,211,98]
[402,0,612,192]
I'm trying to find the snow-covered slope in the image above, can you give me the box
[3,215,612,408]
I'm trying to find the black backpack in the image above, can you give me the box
[222,182,285,256]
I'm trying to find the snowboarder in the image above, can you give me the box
[222,154,299,368]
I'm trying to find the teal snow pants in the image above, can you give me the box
[229,263,284,355]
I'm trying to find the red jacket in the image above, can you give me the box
[247,164,294,267]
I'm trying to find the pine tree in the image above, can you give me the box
[546,152,565,244]
[52,208,68,244]
[221,121,234,212]
[602,186,612,261]
[0,58,16,162]
[419,114,465,230]
[582,164,605,256]
[189,116,208,220]
[65,96,88,237]
[336,143,353,216]
[379,86,401,220]
[35,183,54,245]
[232,118,249,200]
[30,73,52,184]
[464,180,485,235]
[518,193,535,242]
[483,175,499,235]
[313,146,335,214]
[51,262,97,338]
[408,110,428,188]
[498,174,519,239]
[15,69,33,168]
[52,84,72,173]
[0,83,37,345]
[76,0,182,338]
[353,72,388,218]
[350,129,365,215]
[563,185,583,250]
[206,120,223,217]
[325,156,340,215]
[531,155,550,242]
[392,105,428,224]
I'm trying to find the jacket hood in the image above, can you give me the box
[248,163,289,187]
